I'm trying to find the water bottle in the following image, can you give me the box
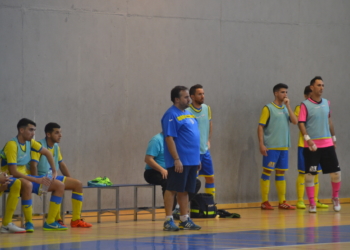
[39,168,53,196]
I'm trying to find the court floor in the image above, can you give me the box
[1,204,350,250]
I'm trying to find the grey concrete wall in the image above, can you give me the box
[1,0,350,214]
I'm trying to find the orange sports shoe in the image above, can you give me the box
[278,201,296,210]
[71,219,92,228]
[261,201,274,210]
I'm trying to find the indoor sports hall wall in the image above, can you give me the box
[1,0,350,213]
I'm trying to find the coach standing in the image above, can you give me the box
[161,86,201,231]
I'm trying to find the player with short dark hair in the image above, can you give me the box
[298,77,341,213]
[29,122,92,228]
[258,83,298,210]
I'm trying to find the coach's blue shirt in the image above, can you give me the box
[161,105,200,168]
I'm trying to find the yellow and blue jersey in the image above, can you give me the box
[1,138,42,175]
[161,105,200,168]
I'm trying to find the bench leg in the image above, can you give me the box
[1,193,6,223]
[134,186,137,221]
[97,188,101,223]
[61,193,65,224]
[152,185,156,221]
[115,187,120,223]
[43,193,47,224]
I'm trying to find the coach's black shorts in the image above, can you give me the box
[166,165,198,193]
[303,146,340,175]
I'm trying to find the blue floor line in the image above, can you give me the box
[2,225,350,250]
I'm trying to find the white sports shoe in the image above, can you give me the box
[309,205,317,213]
[1,223,26,233]
[332,197,341,212]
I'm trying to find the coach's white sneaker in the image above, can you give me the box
[332,197,341,212]
[309,205,317,213]
[1,223,26,233]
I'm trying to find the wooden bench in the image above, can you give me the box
[1,183,157,225]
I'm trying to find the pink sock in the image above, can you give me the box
[306,186,316,206]
[332,182,341,198]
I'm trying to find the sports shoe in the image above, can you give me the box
[316,200,329,208]
[332,197,341,212]
[178,218,201,230]
[309,205,317,213]
[261,201,274,210]
[43,221,68,231]
[172,208,180,220]
[278,201,296,210]
[57,220,67,227]
[1,223,26,233]
[296,201,306,209]
[71,219,92,228]
[217,209,241,218]
[163,218,179,231]
[25,222,34,233]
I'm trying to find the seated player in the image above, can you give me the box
[0,173,26,233]
[29,122,92,228]
[1,118,67,232]
[144,132,201,218]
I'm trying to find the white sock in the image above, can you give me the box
[180,214,189,222]
[165,216,173,221]
[175,204,180,209]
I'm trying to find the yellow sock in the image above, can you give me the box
[260,179,270,202]
[22,200,33,223]
[72,192,83,221]
[55,204,62,221]
[296,174,305,202]
[275,179,286,204]
[314,174,319,201]
[2,179,21,226]
[46,195,62,224]
[204,188,216,199]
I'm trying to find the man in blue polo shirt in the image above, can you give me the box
[161,86,201,231]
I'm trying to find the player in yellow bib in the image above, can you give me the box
[30,122,92,228]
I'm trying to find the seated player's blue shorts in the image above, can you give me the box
[297,147,321,174]
[167,165,198,193]
[262,150,289,171]
[27,175,65,194]
[198,150,214,176]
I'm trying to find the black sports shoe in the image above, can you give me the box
[217,209,241,218]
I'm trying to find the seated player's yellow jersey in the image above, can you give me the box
[294,105,304,147]
[259,105,288,150]
[31,144,63,163]
[1,139,42,175]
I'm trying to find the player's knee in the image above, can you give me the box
[52,180,65,191]
[330,171,341,183]
[19,179,32,195]
[263,169,272,175]
[275,170,285,175]
[305,173,315,187]
[205,176,214,183]
[74,179,83,188]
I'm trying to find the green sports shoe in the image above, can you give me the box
[296,201,306,209]
[316,200,329,208]
[88,176,113,187]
